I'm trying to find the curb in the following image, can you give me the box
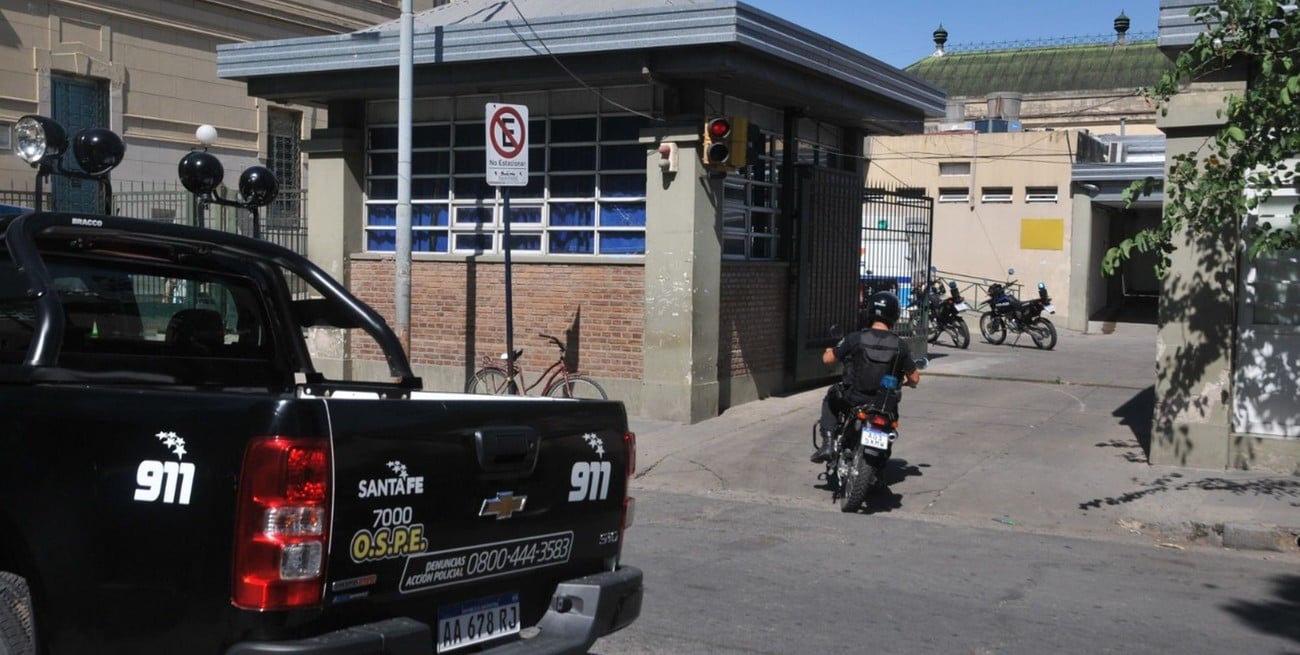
[1222,523,1300,553]
[1138,519,1300,553]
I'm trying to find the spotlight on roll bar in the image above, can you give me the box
[11,115,125,213]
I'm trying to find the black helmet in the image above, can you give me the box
[864,291,901,328]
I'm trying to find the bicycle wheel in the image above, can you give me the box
[466,367,511,395]
[545,375,608,400]
[979,312,1006,345]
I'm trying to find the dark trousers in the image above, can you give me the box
[819,384,900,437]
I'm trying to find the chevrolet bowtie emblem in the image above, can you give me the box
[479,491,527,520]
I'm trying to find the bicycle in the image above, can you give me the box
[465,333,609,400]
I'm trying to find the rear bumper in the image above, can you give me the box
[226,565,643,655]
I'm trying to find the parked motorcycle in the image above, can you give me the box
[978,269,1058,350]
[814,353,927,513]
[921,278,971,349]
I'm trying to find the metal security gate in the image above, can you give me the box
[791,165,865,385]
[860,187,933,345]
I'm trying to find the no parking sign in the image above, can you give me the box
[485,103,529,186]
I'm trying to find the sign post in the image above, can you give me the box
[486,103,529,389]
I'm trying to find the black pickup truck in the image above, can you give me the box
[0,116,641,655]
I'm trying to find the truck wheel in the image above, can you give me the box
[0,572,35,655]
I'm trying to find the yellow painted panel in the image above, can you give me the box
[1020,218,1064,250]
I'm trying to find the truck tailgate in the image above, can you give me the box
[320,395,631,635]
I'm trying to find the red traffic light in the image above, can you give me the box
[707,118,731,139]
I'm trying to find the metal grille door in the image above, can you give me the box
[861,188,933,345]
[52,76,108,213]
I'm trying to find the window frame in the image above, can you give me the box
[363,99,648,258]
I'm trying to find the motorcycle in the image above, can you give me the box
[814,352,927,513]
[977,269,1058,350]
[920,278,971,349]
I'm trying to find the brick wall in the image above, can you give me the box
[350,259,644,383]
[719,262,788,378]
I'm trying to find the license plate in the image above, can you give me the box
[861,429,891,450]
[1043,303,1056,314]
[437,592,521,653]
[954,302,969,312]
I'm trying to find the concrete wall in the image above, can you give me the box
[866,131,1077,325]
[0,1,393,194]
[1151,80,1242,469]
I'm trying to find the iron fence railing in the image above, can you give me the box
[3,185,309,295]
[934,269,1024,313]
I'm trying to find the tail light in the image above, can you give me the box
[622,431,636,531]
[869,415,891,430]
[232,436,330,610]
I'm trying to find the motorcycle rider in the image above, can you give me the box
[810,291,920,464]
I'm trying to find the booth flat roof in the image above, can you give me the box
[216,0,944,133]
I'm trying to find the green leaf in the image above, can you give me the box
[1225,125,1247,142]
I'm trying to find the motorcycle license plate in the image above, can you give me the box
[860,429,891,450]
[1043,303,1057,314]
[954,302,969,312]
[437,592,521,652]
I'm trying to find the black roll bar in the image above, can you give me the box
[2,212,420,387]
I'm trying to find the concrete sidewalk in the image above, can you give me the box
[629,320,1300,555]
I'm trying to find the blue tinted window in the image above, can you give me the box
[508,206,543,224]
[413,229,448,252]
[599,203,646,227]
[455,233,493,252]
[600,232,645,255]
[368,229,395,251]
[549,202,595,227]
[368,205,396,226]
[507,234,542,251]
[455,207,493,225]
[414,204,449,226]
[550,231,594,254]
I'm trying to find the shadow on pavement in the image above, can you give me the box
[1222,573,1300,646]
[1078,472,1300,511]
[813,459,923,515]
[1109,385,1155,458]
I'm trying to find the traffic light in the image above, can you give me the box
[702,116,748,170]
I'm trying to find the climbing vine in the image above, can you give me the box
[1103,0,1300,277]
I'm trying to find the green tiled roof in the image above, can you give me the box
[904,41,1173,97]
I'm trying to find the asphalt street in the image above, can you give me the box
[628,321,1300,554]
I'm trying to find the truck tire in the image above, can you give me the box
[0,572,35,655]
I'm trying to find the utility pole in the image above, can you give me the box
[395,0,413,353]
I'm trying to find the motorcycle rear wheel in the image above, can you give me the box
[1028,317,1057,350]
[979,312,1007,345]
[947,318,970,349]
[839,448,874,513]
